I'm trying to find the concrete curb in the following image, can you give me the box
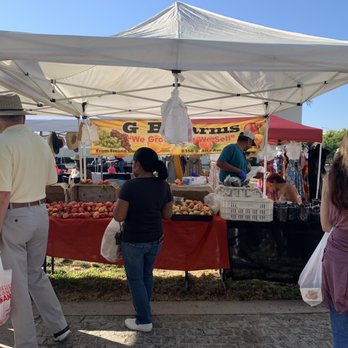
[59,300,328,316]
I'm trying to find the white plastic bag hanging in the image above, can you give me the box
[0,256,12,326]
[298,231,330,307]
[80,124,99,143]
[160,87,193,145]
[100,219,123,262]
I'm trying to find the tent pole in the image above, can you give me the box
[315,143,323,199]
[262,116,270,197]
[83,145,87,181]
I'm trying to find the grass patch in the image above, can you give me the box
[48,258,301,302]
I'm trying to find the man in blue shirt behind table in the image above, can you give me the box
[217,130,256,184]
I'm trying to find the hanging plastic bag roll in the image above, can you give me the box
[159,87,193,145]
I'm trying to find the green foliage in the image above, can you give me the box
[323,129,348,161]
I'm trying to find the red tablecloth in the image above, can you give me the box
[47,215,229,271]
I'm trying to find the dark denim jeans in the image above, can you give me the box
[330,304,348,347]
[121,240,162,324]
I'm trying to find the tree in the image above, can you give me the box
[323,129,347,161]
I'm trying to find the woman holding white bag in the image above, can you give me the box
[113,147,173,333]
[320,132,348,347]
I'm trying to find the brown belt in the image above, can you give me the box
[8,199,46,209]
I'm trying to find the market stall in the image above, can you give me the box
[215,119,324,283]
[46,215,229,271]
[3,2,342,286]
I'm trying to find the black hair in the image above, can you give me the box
[133,147,168,180]
[328,154,348,210]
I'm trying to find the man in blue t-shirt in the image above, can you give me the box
[217,130,256,183]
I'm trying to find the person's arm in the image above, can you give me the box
[113,198,129,222]
[216,160,241,175]
[0,191,10,235]
[320,177,332,232]
[162,201,173,219]
[287,185,302,204]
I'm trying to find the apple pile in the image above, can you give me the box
[173,199,213,216]
[79,179,93,184]
[79,179,111,185]
[47,201,115,219]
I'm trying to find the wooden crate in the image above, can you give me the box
[170,184,213,202]
[70,183,120,202]
[46,183,69,203]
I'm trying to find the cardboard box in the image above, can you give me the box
[70,183,120,202]
[170,184,213,202]
[46,183,69,203]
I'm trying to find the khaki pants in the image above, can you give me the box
[0,204,67,348]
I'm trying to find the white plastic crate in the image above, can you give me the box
[219,197,273,222]
[215,185,263,199]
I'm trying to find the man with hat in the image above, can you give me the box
[0,95,70,347]
[217,130,256,184]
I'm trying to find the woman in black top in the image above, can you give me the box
[113,147,173,332]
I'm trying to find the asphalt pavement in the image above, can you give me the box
[0,300,333,348]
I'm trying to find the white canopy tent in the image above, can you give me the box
[0,2,348,121]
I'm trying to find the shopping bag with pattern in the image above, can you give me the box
[0,256,12,326]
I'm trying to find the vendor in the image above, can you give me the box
[69,155,92,185]
[217,131,255,184]
[267,173,302,204]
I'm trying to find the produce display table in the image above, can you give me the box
[46,215,230,271]
[226,219,323,283]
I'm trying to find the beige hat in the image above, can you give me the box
[0,94,31,116]
[66,131,79,150]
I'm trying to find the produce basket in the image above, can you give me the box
[219,196,273,222]
[46,183,69,203]
[70,183,120,202]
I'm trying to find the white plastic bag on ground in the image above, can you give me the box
[100,219,123,262]
[0,256,12,326]
[160,88,193,145]
[298,231,330,307]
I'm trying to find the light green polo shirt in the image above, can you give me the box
[0,124,57,202]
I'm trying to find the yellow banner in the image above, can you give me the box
[90,117,266,156]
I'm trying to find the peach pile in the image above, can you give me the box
[173,199,213,216]
[47,201,114,219]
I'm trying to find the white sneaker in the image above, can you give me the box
[53,326,71,342]
[125,318,153,332]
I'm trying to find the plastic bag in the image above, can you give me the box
[78,123,100,144]
[298,231,330,306]
[0,256,12,326]
[204,193,220,214]
[160,88,193,145]
[223,175,242,187]
[100,219,123,262]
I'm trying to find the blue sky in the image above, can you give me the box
[1,0,348,131]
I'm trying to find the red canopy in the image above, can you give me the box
[194,115,322,143]
[268,115,322,143]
